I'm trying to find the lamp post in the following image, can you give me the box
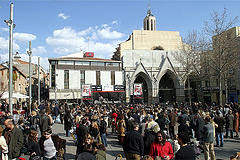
[4,3,15,115]
[38,57,40,105]
[126,73,131,103]
[27,41,32,114]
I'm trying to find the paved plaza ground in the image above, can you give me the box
[50,123,240,160]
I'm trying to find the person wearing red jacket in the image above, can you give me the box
[149,131,174,160]
[112,112,118,133]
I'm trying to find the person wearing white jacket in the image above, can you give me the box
[0,126,8,160]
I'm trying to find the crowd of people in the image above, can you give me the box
[0,101,240,160]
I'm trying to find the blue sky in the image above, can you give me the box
[0,0,239,70]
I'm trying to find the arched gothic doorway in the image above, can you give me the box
[159,72,176,103]
[133,72,152,104]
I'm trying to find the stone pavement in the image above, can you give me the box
[51,123,240,160]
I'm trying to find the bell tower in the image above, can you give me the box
[144,8,156,31]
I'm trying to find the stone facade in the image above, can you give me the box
[123,50,185,104]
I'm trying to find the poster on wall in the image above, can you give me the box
[82,84,92,97]
[134,83,143,96]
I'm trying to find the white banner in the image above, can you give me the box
[134,83,143,96]
[82,84,92,97]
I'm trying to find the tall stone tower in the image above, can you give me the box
[143,9,156,31]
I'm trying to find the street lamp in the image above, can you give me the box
[5,3,15,115]
[27,41,32,114]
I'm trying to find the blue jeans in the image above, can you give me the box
[216,132,224,146]
[101,133,108,147]
[43,155,57,160]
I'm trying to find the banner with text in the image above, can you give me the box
[134,83,143,96]
[82,84,92,97]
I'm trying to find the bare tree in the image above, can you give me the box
[202,8,239,105]
[174,30,206,103]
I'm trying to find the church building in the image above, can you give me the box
[113,9,187,104]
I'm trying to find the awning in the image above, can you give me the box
[0,92,29,99]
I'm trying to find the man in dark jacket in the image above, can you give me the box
[214,111,225,147]
[202,116,215,160]
[39,109,51,135]
[3,119,24,159]
[123,122,144,160]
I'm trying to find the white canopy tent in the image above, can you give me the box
[0,92,29,99]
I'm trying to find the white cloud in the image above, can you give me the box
[0,28,8,32]
[112,20,118,25]
[46,24,126,58]
[58,13,70,20]
[32,46,47,55]
[97,27,124,39]
[14,33,36,42]
[0,36,20,51]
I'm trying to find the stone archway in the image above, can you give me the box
[133,72,152,104]
[158,70,178,103]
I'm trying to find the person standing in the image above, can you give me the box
[39,109,51,135]
[149,131,174,160]
[28,130,41,160]
[64,109,73,137]
[39,129,57,160]
[214,111,225,147]
[168,109,177,138]
[123,123,144,160]
[3,119,24,160]
[234,110,239,137]
[99,116,108,147]
[202,116,215,160]
[225,110,234,138]
[0,126,8,160]
[117,114,126,145]
[175,132,196,160]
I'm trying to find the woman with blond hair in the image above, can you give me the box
[0,126,8,160]
[117,114,126,145]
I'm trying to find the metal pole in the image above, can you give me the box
[8,3,14,115]
[38,57,40,105]
[28,41,32,113]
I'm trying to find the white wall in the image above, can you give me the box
[56,69,64,89]
[115,71,123,85]
[69,70,80,89]
[85,70,96,85]
[101,71,111,86]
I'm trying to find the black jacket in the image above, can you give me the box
[215,116,225,133]
[123,130,144,156]
[175,145,196,160]
[28,138,41,156]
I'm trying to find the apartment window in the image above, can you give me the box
[75,61,90,66]
[96,71,101,85]
[111,71,115,85]
[59,60,74,65]
[91,62,104,66]
[80,71,85,84]
[51,65,56,88]
[64,70,69,89]
[205,81,210,87]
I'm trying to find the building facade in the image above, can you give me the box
[201,26,240,104]
[114,9,186,104]
[48,54,123,102]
